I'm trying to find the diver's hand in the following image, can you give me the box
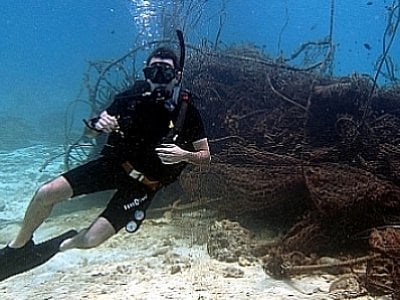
[155,143,189,165]
[94,111,119,133]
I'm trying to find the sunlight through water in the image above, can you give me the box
[126,0,181,46]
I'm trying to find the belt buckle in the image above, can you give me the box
[129,169,144,182]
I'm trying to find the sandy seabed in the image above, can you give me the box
[0,211,377,300]
[0,145,389,300]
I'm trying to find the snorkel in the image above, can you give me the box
[162,29,186,110]
[176,29,185,82]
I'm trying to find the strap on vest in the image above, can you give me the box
[167,91,190,142]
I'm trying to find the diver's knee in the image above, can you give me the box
[34,178,70,205]
[33,184,57,206]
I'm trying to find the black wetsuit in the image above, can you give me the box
[62,87,206,232]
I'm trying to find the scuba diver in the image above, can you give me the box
[0,31,210,278]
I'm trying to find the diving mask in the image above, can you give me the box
[143,63,176,84]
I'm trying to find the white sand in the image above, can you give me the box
[0,145,385,299]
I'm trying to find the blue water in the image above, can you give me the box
[0,2,399,296]
[0,0,398,144]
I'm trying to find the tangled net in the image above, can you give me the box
[59,41,400,296]
[367,228,400,297]
[58,3,400,295]
[177,44,400,297]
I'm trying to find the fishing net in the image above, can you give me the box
[58,1,400,297]
[179,46,400,297]
[366,228,400,297]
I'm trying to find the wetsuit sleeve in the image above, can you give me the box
[106,94,125,116]
[183,105,207,143]
[105,81,147,116]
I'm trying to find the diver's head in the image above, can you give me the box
[143,47,181,101]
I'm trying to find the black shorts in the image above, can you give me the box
[62,157,156,232]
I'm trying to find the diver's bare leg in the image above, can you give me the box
[9,176,73,248]
[59,217,116,251]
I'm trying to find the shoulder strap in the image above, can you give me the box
[169,90,191,142]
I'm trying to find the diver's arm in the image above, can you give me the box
[186,138,211,165]
[156,138,211,166]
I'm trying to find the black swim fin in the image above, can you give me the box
[0,229,78,282]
